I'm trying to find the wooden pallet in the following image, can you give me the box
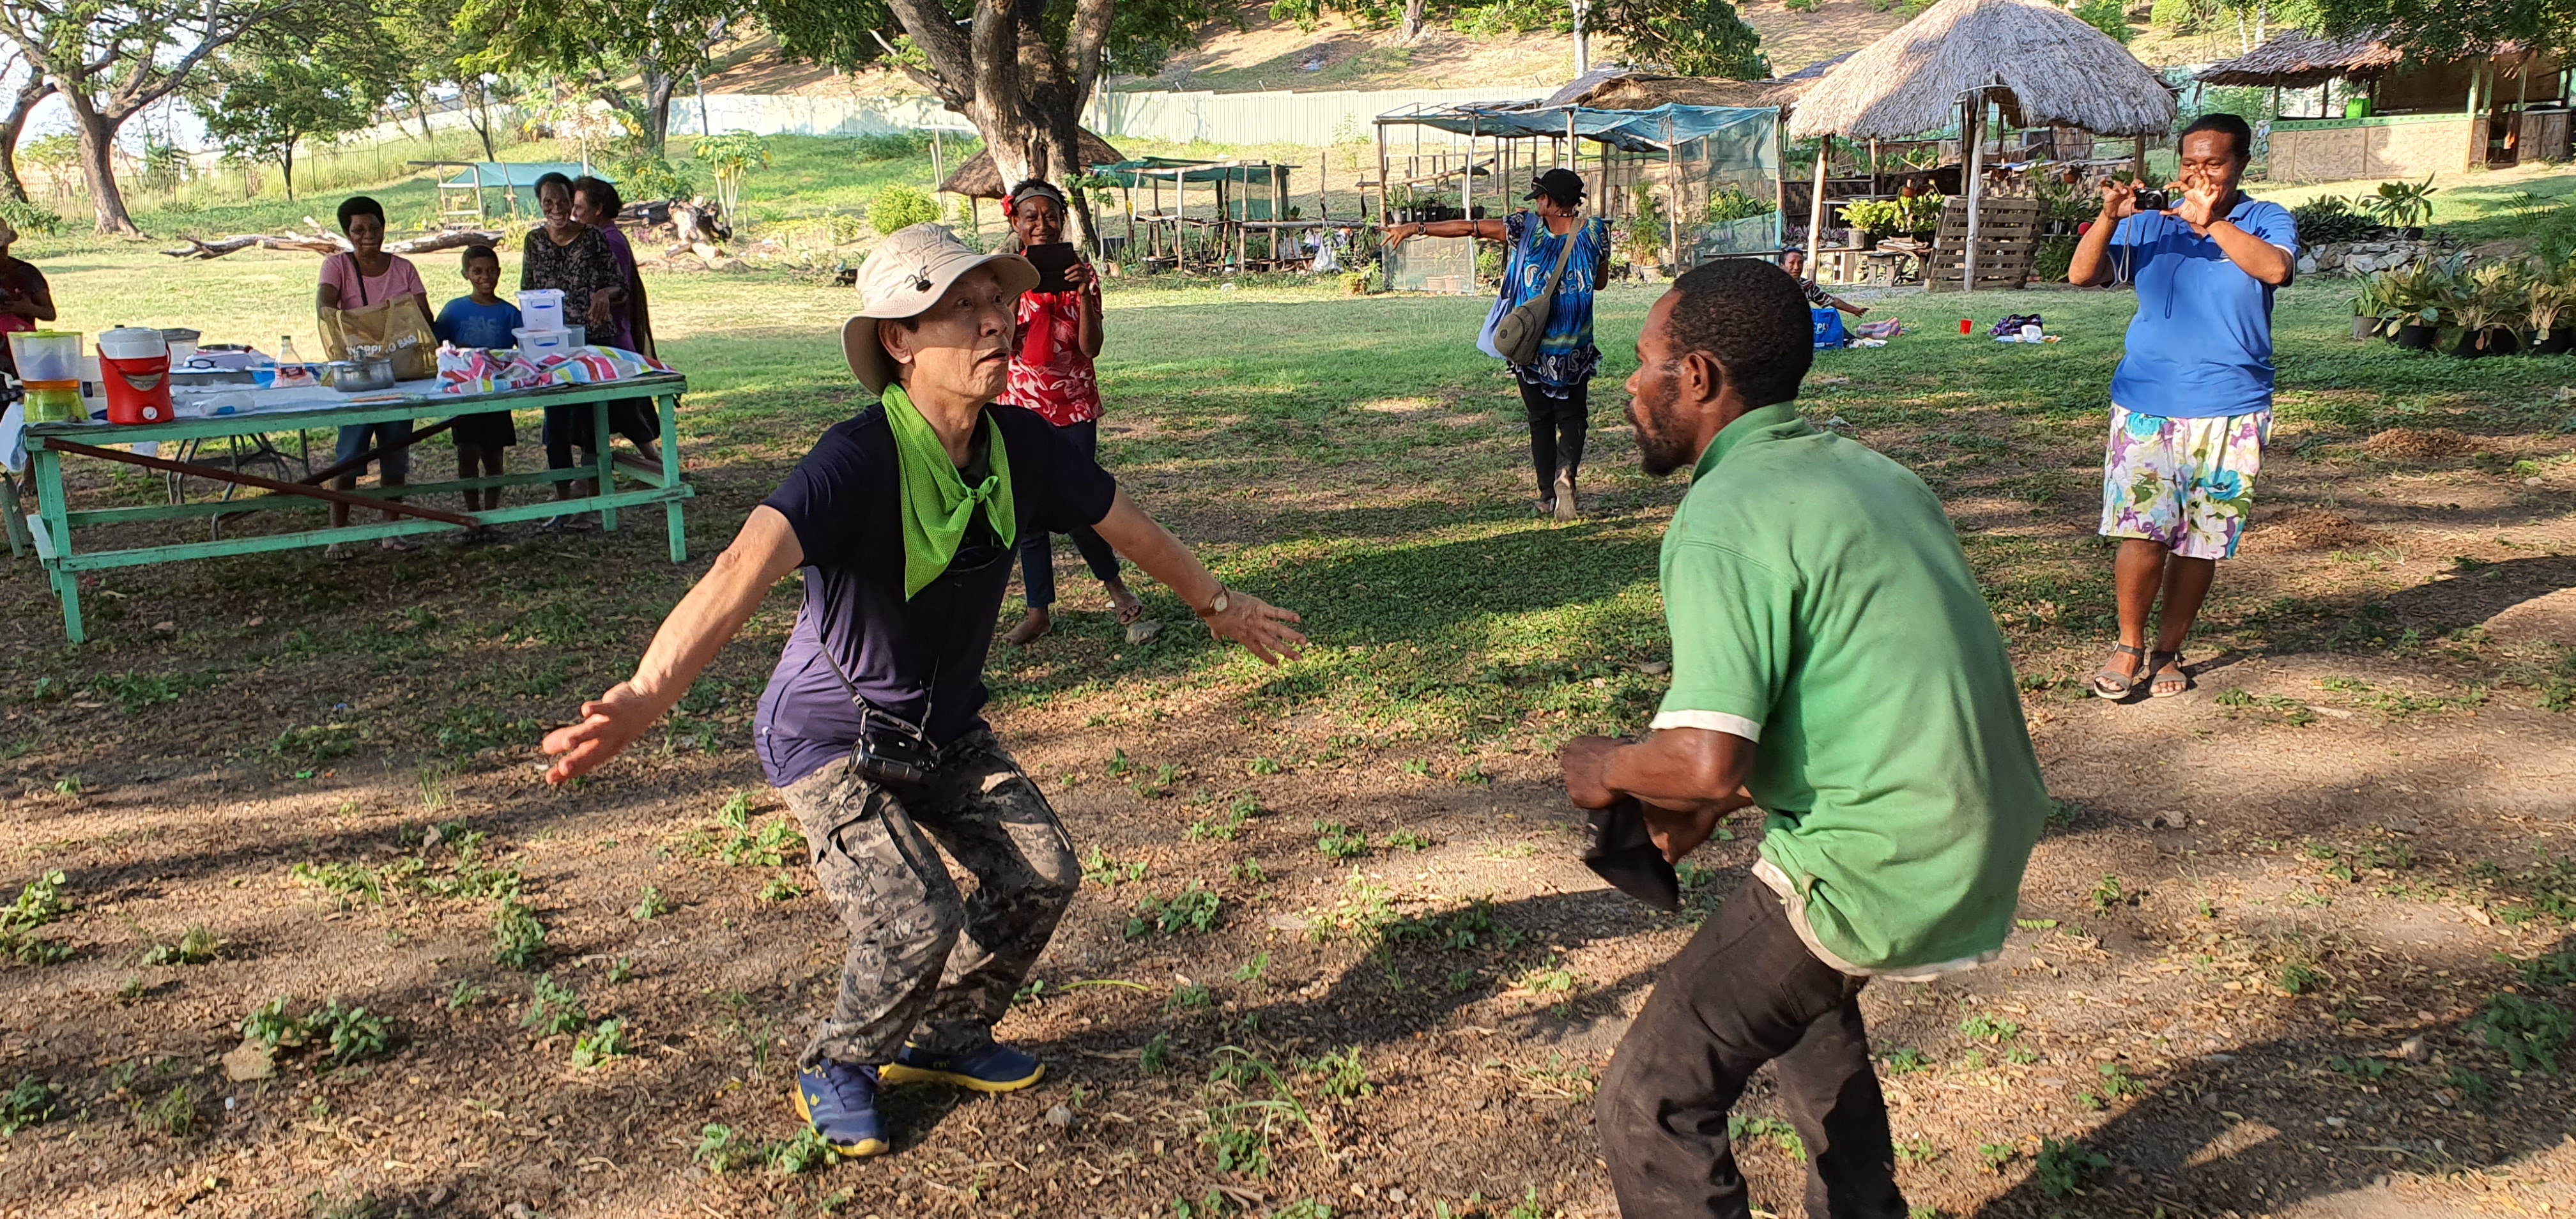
[1926,196,2043,292]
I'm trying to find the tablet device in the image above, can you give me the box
[1025,242,1080,294]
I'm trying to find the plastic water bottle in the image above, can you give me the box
[278,335,302,365]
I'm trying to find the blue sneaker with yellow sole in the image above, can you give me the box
[878,1039,1045,1092]
[793,1061,889,1158]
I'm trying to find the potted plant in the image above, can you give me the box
[1840,199,1903,247]
[2347,275,2390,340]
[2529,263,2576,355]
[2371,261,2448,349]
[1896,192,1946,241]
[2364,174,2438,239]
[2440,261,2527,357]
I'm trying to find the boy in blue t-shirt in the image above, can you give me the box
[433,245,521,514]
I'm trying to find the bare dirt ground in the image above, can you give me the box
[1,282,2572,1218]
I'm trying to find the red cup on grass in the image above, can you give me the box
[1959,318,1974,335]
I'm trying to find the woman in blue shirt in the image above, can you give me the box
[1388,167,1611,520]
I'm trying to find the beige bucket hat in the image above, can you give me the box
[841,222,1037,394]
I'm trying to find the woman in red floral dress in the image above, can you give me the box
[998,180,1154,645]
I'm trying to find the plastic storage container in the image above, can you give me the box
[518,289,565,333]
[9,330,85,422]
[98,326,174,424]
[514,326,570,355]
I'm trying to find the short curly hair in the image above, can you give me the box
[1664,258,1813,408]
[335,195,385,233]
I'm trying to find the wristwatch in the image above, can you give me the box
[1196,587,1232,620]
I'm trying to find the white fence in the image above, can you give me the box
[664,84,1542,147]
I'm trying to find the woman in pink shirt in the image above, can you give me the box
[315,195,433,552]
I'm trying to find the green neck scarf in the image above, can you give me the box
[882,383,1016,599]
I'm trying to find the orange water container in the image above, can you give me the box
[98,326,173,424]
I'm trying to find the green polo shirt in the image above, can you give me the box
[1654,404,2046,974]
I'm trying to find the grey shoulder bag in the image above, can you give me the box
[1490,217,1580,368]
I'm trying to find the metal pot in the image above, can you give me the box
[323,356,397,392]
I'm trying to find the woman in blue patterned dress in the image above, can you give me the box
[1386,167,1611,520]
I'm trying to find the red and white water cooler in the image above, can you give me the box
[98,326,174,424]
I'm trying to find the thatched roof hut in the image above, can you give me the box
[1787,0,2175,139]
[937,129,1125,199]
[2193,29,2404,87]
[1538,70,1806,111]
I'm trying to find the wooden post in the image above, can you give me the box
[1869,137,1881,197]
[1963,92,1985,294]
[1667,130,1682,271]
[1805,135,1828,274]
[1376,119,1392,227]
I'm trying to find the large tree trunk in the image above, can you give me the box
[1039,115,1100,251]
[282,143,296,201]
[641,66,677,155]
[0,76,54,203]
[1402,0,1426,42]
[63,92,139,234]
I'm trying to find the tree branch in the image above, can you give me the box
[883,0,975,104]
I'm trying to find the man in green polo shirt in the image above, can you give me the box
[1561,259,2047,1219]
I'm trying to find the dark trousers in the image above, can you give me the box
[542,402,659,471]
[1597,884,1907,1219]
[1521,379,1588,495]
[1018,420,1121,610]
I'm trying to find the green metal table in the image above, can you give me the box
[19,374,693,643]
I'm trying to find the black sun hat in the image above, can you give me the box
[1526,168,1587,206]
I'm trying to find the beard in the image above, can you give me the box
[1629,376,1698,478]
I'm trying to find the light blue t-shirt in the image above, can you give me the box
[2105,197,2297,420]
[434,296,523,351]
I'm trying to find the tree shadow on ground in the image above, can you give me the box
[1968,931,2576,1219]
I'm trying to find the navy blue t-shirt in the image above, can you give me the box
[435,296,523,349]
[754,403,1118,787]
[2106,197,2297,419]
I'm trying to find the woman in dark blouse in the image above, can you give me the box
[522,171,627,531]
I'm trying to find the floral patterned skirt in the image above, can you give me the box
[2098,404,2270,560]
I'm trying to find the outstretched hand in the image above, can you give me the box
[542,682,663,785]
[1206,592,1306,665]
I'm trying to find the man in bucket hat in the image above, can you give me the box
[542,224,1307,1157]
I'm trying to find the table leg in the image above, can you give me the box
[35,447,82,643]
[659,392,687,564]
[593,398,618,532]
[1,475,26,557]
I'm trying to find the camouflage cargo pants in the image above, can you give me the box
[779,729,1078,1068]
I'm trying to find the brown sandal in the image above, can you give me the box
[2090,643,2145,700]
[2147,650,2189,698]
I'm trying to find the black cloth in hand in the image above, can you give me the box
[1581,795,1679,912]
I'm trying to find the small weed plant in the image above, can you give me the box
[1314,821,1369,861]
[1130,885,1222,937]
[571,1018,631,1069]
[521,974,588,1037]
[2,1075,60,1135]
[2469,993,2572,1074]
[2034,1137,2108,1198]
[492,898,546,968]
[1728,1114,1805,1160]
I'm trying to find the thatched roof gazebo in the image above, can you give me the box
[1788,0,2175,289]
[2193,29,2404,88]
[937,129,1125,199]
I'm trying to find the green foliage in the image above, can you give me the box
[138,924,220,967]
[1960,1013,2023,1043]
[2090,875,2133,910]
[1842,194,1945,238]
[1,1075,59,1136]
[632,886,671,921]
[2078,1062,2146,1107]
[694,1123,753,1175]
[2034,1137,2108,1198]
[1085,847,1150,887]
[693,130,772,218]
[1142,1031,1173,1075]
[1314,820,1369,861]
[765,1123,836,1175]
[491,898,546,969]
[610,155,702,204]
[2470,993,2572,1074]
[1728,1114,1805,1160]
[240,997,392,1066]
[522,973,589,1037]
[868,184,940,236]
[3,871,70,931]
[137,1084,200,1138]
[1128,885,1222,937]
[1380,829,1433,852]
[0,199,66,238]
[1882,1046,1932,1074]
[2293,194,2382,245]
[571,1018,631,1068]
[197,56,381,201]
[2363,175,2439,229]
[1299,1046,1373,1098]
[757,875,803,902]
[2069,0,2130,40]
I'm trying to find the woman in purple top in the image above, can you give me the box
[574,175,662,464]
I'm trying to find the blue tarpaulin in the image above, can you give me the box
[1381,103,1777,157]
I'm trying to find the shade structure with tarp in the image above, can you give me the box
[1788,0,2175,291]
[1374,101,1784,273]
[1085,157,1300,272]
[422,162,604,222]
